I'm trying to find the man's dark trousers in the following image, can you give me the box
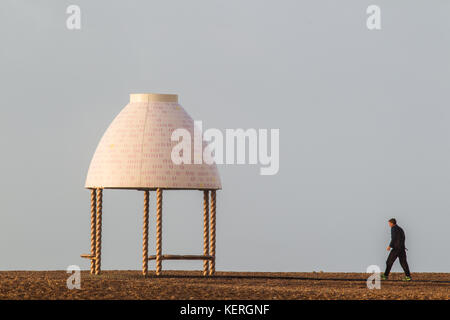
[384,249,411,277]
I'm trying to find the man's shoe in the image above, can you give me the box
[380,274,388,280]
[402,276,412,282]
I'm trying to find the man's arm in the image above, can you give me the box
[389,227,398,249]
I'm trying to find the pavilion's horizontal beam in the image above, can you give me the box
[148,254,213,261]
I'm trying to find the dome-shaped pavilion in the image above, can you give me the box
[81,93,221,276]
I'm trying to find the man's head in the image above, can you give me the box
[388,218,397,228]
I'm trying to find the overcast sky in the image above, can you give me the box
[0,1,449,272]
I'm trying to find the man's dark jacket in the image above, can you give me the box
[389,225,406,250]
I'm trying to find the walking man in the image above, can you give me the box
[381,218,412,281]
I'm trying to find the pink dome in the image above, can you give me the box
[85,93,221,190]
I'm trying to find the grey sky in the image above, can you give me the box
[0,1,449,272]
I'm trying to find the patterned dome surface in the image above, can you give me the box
[85,94,221,190]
